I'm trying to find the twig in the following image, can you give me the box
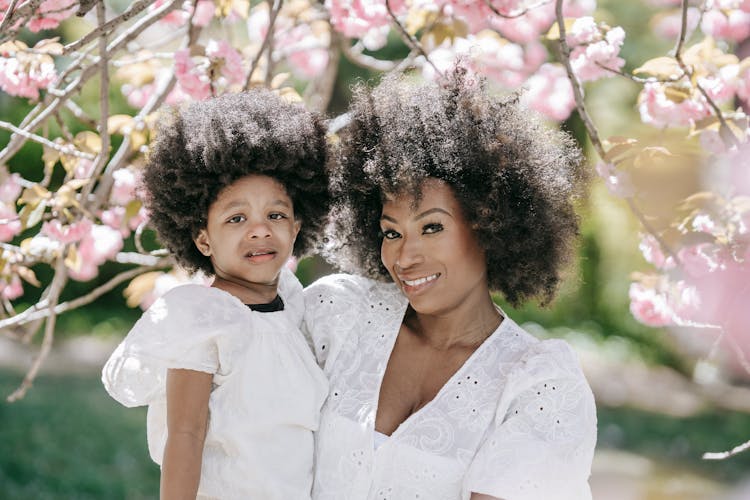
[6,256,67,403]
[264,0,277,87]
[63,0,152,55]
[703,438,750,460]
[385,0,441,77]
[80,1,110,201]
[483,0,552,19]
[626,198,681,266]
[0,0,182,165]
[554,0,605,158]
[0,0,21,34]
[0,119,96,159]
[304,30,342,113]
[244,0,283,90]
[672,0,737,147]
[340,39,397,72]
[0,260,170,332]
[595,62,684,84]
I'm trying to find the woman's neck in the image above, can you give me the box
[404,290,503,351]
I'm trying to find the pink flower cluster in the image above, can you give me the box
[327,0,407,50]
[630,144,750,364]
[153,0,215,27]
[69,224,124,281]
[0,0,76,33]
[173,40,245,101]
[701,6,750,42]
[567,17,625,82]
[0,42,57,100]
[521,63,577,121]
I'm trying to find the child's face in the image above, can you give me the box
[194,174,300,302]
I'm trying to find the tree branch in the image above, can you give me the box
[0,0,21,35]
[244,0,283,90]
[6,256,67,403]
[483,0,552,19]
[385,0,441,77]
[0,119,96,159]
[340,39,397,72]
[63,0,152,55]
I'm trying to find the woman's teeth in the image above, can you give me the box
[403,274,439,286]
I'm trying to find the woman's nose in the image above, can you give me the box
[395,236,423,269]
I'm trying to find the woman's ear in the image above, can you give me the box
[194,229,212,257]
[293,219,302,239]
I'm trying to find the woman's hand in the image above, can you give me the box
[160,368,213,500]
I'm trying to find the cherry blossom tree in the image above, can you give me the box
[1,0,749,456]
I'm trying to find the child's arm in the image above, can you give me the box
[160,368,213,500]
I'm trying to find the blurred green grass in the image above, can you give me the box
[0,370,158,499]
[2,369,750,499]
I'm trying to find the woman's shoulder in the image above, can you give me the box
[304,273,403,311]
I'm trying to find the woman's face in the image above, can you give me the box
[380,178,489,316]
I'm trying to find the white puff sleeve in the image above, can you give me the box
[101,285,221,408]
[464,339,597,500]
[302,273,371,372]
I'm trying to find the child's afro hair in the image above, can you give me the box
[327,68,586,306]
[142,89,330,275]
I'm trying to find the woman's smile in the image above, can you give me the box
[399,272,441,295]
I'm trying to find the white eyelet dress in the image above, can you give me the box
[303,273,597,500]
[102,268,328,500]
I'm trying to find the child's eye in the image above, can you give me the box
[381,228,401,240]
[227,215,246,224]
[423,222,444,235]
[269,212,288,220]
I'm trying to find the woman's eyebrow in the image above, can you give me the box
[415,207,452,220]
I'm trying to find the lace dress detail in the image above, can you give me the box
[303,273,596,500]
[102,268,328,500]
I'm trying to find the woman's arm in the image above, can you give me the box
[160,368,213,500]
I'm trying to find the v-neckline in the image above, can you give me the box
[372,307,508,441]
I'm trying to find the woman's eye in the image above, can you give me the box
[423,223,444,234]
[227,215,246,224]
[382,229,400,240]
[269,212,288,220]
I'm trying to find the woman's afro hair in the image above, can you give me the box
[142,89,330,275]
[327,68,586,307]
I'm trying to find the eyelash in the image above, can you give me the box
[381,222,444,240]
[226,213,288,224]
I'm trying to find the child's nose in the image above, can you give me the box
[246,221,272,239]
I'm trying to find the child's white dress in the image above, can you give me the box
[102,268,328,500]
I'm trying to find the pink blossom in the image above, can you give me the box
[68,224,124,281]
[639,233,675,270]
[26,0,77,32]
[737,65,750,104]
[100,206,129,236]
[74,159,95,179]
[0,275,23,300]
[128,206,149,231]
[521,63,577,122]
[193,0,215,27]
[701,9,750,42]
[154,0,190,26]
[595,161,635,198]
[327,0,407,50]
[565,19,625,82]
[490,7,554,44]
[286,256,299,272]
[25,234,62,260]
[678,243,720,278]
[283,25,330,80]
[121,82,157,109]
[0,46,57,99]
[691,213,719,235]
[0,203,22,242]
[0,171,22,204]
[629,281,675,327]
[110,168,140,206]
[205,40,245,85]
[41,218,93,244]
[652,8,701,40]
[174,49,211,101]
[638,82,712,128]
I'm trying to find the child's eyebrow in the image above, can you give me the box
[219,199,292,211]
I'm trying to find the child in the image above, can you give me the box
[102,90,330,500]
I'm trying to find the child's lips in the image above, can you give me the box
[245,249,277,263]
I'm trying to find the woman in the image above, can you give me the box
[304,69,597,500]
